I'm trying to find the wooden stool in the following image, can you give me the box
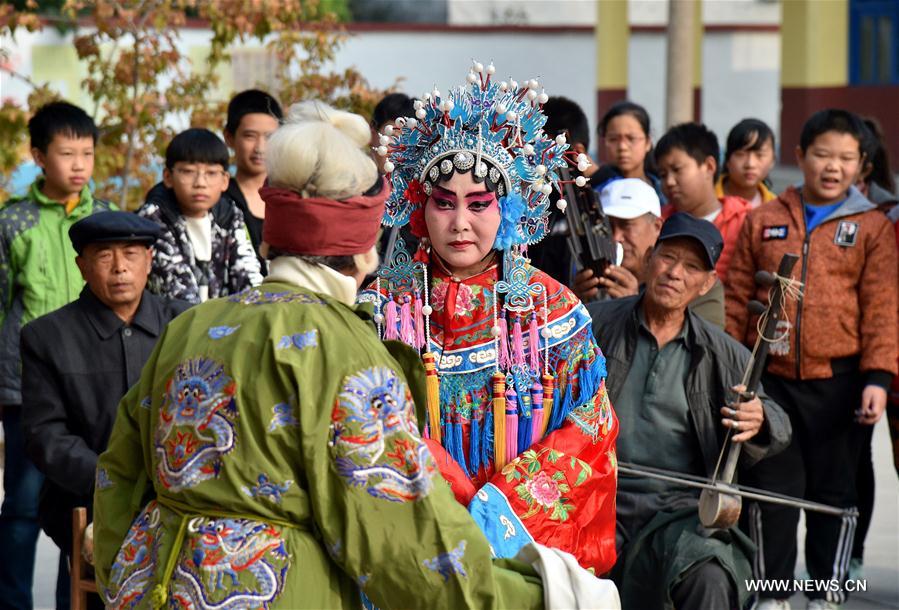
[71,507,99,610]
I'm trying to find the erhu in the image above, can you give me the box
[618,253,857,526]
[697,252,798,528]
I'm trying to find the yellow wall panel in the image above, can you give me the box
[782,0,849,87]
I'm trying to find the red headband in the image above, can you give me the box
[260,179,389,256]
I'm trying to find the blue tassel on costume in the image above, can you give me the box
[469,414,481,475]
[484,408,494,465]
[442,418,454,456]
[547,358,606,433]
[518,412,532,450]
[449,418,468,474]
[549,382,571,432]
[518,384,533,450]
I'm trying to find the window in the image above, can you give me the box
[850,0,899,85]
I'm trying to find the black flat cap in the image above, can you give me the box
[69,211,161,254]
[657,212,724,270]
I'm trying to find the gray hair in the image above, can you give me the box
[265,100,378,200]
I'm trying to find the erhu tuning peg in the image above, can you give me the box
[754,270,776,286]
[747,300,767,315]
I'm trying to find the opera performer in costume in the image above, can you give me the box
[92,102,615,609]
[359,62,619,574]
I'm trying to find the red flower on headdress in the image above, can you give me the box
[409,205,429,238]
[404,179,427,206]
[405,179,430,238]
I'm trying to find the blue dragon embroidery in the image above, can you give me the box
[330,367,436,502]
[268,399,299,432]
[96,467,114,491]
[154,358,238,492]
[208,325,240,339]
[104,502,162,610]
[275,330,318,351]
[423,540,468,582]
[170,517,289,610]
[241,474,293,504]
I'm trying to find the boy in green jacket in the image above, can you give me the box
[0,100,115,609]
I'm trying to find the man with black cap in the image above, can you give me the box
[586,213,791,610]
[19,211,190,588]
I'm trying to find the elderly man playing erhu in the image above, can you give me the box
[587,213,791,610]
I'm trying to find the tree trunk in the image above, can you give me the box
[665,0,696,128]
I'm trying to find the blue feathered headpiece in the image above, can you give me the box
[377,61,570,249]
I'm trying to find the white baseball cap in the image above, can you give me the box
[599,178,661,219]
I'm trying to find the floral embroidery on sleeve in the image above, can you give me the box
[502,447,592,522]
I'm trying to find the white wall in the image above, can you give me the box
[333,29,598,134]
[1,24,782,159]
[702,31,780,154]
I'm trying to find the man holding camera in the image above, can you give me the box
[574,178,725,327]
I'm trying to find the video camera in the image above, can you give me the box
[558,164,618,284]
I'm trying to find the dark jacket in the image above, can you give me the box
[588,295,791,477]
[226,177,267,275]
[20,287,189,551]
[137,183,263,304]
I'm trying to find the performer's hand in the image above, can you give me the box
[83,522,95,566]
[856,385,887,425]
[720,384,764,443]
[597,265,639,299]
[573,268,600,302]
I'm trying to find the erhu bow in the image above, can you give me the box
[618,253,858,527]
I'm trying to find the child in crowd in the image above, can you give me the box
[654,122,750,282]
[725,109,898,610]
[0,100,115,610]
[856,117,898,209]
[223,89,283,273]
[717,118,777,208]
[138,128,262,303]
[593,101,664,201]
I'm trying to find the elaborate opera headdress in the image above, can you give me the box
[378,60,587,249]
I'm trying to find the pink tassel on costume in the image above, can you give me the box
[384,298,399,340]
[399,296,414,346]
[528,313,540,371]
[531,382,544,440]
[497,315,510,369]
[511,315,526,366]
[414,293,425,349]
[505,385,519,460]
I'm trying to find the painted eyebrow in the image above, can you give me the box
[432,186,493,200]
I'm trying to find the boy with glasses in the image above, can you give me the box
[138,128,262,303]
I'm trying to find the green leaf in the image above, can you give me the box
[515,484,532,503]
[547,449,562,463]
[551,471,565,481]
[575,467,589,487]
[527,460,540,475]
